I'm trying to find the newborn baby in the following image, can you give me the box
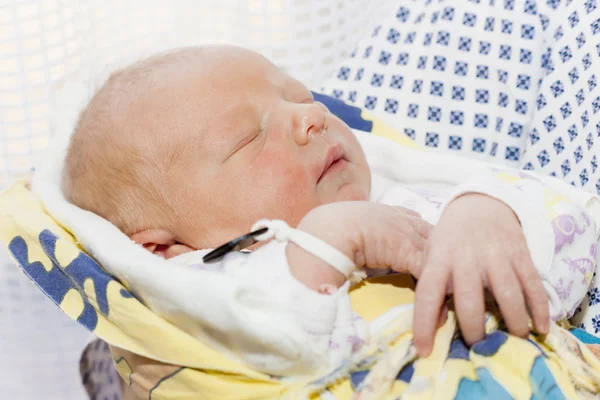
[62,46,599,376]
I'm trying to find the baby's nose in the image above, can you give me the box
[292,103,326,146]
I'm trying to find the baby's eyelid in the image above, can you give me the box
[243,130,262,148]
[227,130,262,160]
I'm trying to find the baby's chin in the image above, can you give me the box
[333,181,371,202]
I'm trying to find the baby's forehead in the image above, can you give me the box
[196,50,302,90]
[132,48,309,145]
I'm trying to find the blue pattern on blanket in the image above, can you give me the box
[347,330,568,399]
[8,229,133,331]
[455,377,488,399]
[472,331,509,356]
[312,91,374,133]
[397,362,415,383]
[448,338,470,360]
[457,369,513,400]
[530,357,566,400]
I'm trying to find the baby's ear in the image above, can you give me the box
[130,228,195,259]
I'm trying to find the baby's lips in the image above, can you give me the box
[317,142,345,183]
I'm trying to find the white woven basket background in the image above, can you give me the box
[0,1,394,398]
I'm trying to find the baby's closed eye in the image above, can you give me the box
[225,128,265,160]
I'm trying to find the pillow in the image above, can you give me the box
[320,1,600,196]
[319,1,544,167]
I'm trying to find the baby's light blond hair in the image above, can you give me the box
[62,48,206,235]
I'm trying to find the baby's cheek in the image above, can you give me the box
[260,150,311,185]
[283,163,313,189]
[253,152,314,202]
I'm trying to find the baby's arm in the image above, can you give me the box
[285,239,346,295]
[185,202,430,376]
[448,169,599,321]
[285,202,431,293]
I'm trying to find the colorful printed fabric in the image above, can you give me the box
[320,0,600,195]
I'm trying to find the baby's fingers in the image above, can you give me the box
[453,260,485,346]
[512,253,549,335]
[394,206,421,218]
[414,258,451,356]
[393,207,433,239]
[487,260,529,339]
[408,215,433,239]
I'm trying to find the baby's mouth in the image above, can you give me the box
[318,144,347,183]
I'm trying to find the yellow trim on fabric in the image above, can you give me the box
[388,379,409,398]
[145,368,287,400]
[544,188,573,219]
[325,380,354,400]
[494,172,523,184]
[361,110,422,150]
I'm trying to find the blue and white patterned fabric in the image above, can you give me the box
[321,0,600,195]
[321,0,600,336]
[519,0,600,193]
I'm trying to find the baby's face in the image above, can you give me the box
[166,48,371,247]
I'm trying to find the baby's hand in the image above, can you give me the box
[413,194,549,356]
[289,202,432,292]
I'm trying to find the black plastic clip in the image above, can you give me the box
[202,227,269,263]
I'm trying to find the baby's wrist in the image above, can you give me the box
[296,206,360,263]
[448,193,521,224]
[286,242,347,292]
[265,209,360,293]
